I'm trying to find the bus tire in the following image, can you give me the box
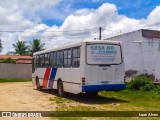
[86,92,98,97]
[36,78,42,91]
[57,81,67,97]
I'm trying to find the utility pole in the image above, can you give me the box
[99,27,102,40]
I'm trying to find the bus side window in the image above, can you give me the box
[53,52,57,67]
[68,49,72,67]
[63,49,71,68]
[72,47,80,68]
[36,55,39,67]
[39,55,42,67]
[42,54,45,68]
[32,56,36,73]
[40,55,44,68]
[49,52,53,67]
[45,53,49,67]
[64,50,68,68]
[56,52,60,67]
[60,51,64,67]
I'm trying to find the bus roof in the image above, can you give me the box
[33,40,121,55]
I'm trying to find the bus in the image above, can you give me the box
[32,40,126,97]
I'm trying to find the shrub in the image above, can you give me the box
[1,57,17,64]
[143,73,155,81]
[151,86,160,99]
[127,75,155,92]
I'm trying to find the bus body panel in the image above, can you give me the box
[81,64,125,92]
[32,68,46,85]
[81,41,126,92]
[32,68,82,94]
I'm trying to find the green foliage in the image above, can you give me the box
[151,86,160,99]
[29,39,45,54]
[1,57,17,63]
[12,40,29,55]
[50,97,70,104]
[127,75,155,92]
[7,39,45,55]
[127,74,160,99]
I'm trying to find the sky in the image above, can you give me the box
[0,0,160,54]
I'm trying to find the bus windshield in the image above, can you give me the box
[86,44,122,65]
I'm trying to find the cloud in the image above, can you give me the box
[0,0,61,54]
[145,6,160,27]
[0,0,61,30]
[0,2,160,54]
[60,3,142,38]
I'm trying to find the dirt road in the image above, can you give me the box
[0,82,57,120]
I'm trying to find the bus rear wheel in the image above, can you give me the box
[86,92,98,97]
[36,78,42,91]
[57,81,67,97]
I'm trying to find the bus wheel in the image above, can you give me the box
[36,78,42,91]
[57,81,67,97]
[86,92,98,97]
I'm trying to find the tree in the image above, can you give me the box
[0,39,2,52]
[29,39,45,54]
[12,40,29,55]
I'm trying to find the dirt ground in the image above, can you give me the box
[0,82,57,120]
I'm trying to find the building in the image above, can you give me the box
[0,55,32,64]
[105,29,160,81]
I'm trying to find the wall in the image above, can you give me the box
[106,30,160,81]
[0,63,32,79]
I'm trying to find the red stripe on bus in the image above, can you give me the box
[42,68,51,87]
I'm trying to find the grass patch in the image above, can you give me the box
[99,90,160,110]
[50,90,160,120]
[50,97,71,104]
[0,78,31,83]
[58,105,97,111]
[50,74,160,120]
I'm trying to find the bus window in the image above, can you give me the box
[39,55,41,67]
[42,55,45,67]
[39,55,44,67]
[86,44,122,65]
[53,52,57,67]
[64,50,68,68]
[36,55,39,67]
[56,51,63,67]
[64,49,71,68]
[56,52,60,67]
[59,51,64,67]
[45,54,49,67]
[72,47,80,68]
[50,52,54,67]
[32,56,36,73]
[68,49,71,67]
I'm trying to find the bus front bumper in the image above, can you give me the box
[82,84,126,92]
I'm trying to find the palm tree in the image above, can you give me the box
[29,39,45,54]
[12,40,29,55]
[0,39,2,52]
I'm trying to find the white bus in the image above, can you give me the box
[32,40,126,97]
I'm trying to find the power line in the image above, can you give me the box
[0,28,98,33]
